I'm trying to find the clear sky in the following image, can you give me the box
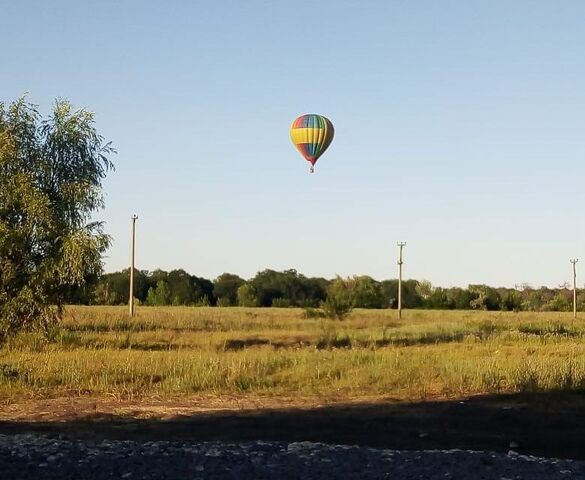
[2,1,585,287]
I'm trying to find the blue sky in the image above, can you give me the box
[2,1,585,287]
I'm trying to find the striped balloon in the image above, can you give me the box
[290,114,334,173]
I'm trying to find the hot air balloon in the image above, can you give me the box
[290,114,334,173]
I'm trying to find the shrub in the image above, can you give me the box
[271,298,292,308]
[322,276,355,320]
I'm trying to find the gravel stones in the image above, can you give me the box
[0,434,583,479]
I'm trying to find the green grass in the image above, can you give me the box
[1,307,585,401]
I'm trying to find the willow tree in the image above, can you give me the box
[0,97,114,340]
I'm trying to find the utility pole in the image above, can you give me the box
[397,242,406,320]
[129,214,138,317]
[571,259,578,326]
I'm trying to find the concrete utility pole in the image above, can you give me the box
[571,259,578,325]
[129,214,138,317]
[397,242,406,320]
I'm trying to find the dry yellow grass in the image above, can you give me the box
[1,306,584,402]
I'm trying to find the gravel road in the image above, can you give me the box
[1,434,584,479]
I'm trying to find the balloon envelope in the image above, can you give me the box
[290,114,334,170]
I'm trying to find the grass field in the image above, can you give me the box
[1,306,585,403]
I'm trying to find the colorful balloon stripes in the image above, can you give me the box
[290,114,334,173]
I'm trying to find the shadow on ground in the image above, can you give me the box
[1,392,585,460]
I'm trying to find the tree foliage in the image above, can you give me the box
[249,269,325,307]
[146,280,170,306]
[0,97,114,340]
[352,276,385,308]
[213,273,245,306]
[237,283,258,307]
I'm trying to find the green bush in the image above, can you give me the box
[322,277,355,320]
[271,298,292,308]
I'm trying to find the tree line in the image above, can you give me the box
[68,268,584,312]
